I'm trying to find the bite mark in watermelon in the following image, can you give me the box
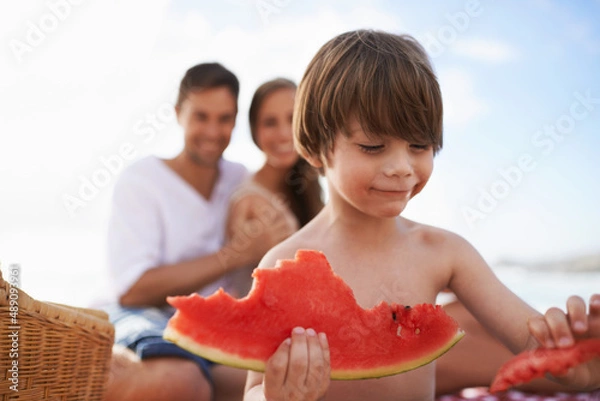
[490,338,600,392]
[163,249,464,379]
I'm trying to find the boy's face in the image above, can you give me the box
[176,87,237,168]
[320,116,434,218]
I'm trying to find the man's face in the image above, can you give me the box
[176,87,237,167]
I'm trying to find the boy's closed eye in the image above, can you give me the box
[358,144,385,154]
[410,144,431,151]
[358,143,431,154]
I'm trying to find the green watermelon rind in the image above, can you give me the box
[333,329,464,380]
[163,325,266,372]
[164,325,465,380]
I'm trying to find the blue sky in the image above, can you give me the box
[1,1,599,303]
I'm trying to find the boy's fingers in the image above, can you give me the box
[545,307,574,347]
[319,332,331,368]
[590,294,600,315]
[528,315,554,348]
[305,328,327,387]
[566,295,587,334]
[264,337,291,394]
[288,327,309,387]
[319,332,331,395]
[588,294,600,337]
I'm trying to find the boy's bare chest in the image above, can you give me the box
[321,250,441,309]
[325,363,435,401]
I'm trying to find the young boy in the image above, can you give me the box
[243,30,600,401]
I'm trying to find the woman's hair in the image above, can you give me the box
[176,62,239,109]
[249,78,296,143]
[294,29,443,161]
[249,78,324,226]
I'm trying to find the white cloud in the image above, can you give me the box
[438,68,488,128]
[451,38,519,62]
[0,1,405,229]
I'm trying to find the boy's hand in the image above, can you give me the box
[263,327,331,401]
[528,294,600,390]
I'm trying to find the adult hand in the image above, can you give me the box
[225,195,298,267]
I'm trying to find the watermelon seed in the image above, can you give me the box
[415,328,421,335]
[396,326,402,337]
[392,311,397,322]
[405,305,411,309]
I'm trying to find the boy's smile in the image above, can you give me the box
[320,117,434,218]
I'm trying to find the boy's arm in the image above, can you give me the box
[448,234,600,389]
[244,371,266,401]
[447,234,540,353]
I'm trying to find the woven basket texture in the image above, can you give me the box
[1,270,114,400]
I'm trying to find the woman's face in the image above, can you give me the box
[255,87,299,169]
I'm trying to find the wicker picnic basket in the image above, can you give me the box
[1,270,114,400]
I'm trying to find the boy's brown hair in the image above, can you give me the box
[294,29,443,161]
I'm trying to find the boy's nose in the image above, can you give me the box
[383,153,413,177]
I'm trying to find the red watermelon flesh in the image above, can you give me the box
[164,249,464,379]
[490,338,600,392]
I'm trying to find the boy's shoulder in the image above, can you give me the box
[256,217,327,268]
[402,218,483,266]
[258,217,476,269]
[401,218,466,248]
[257,233,309,269]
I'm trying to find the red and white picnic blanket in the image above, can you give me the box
[437,387,600,401]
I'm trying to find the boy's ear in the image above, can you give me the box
[299,149,323,169]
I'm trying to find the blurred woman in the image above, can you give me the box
[211,78,324,401]
[224,77,324,296]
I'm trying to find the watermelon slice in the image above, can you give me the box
[163,249,464,379]
[490,338,600,392]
